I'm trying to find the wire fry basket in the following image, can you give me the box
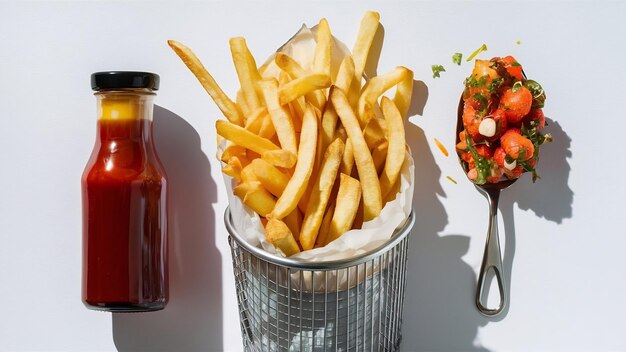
[225,208,414,351]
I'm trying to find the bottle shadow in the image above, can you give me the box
[111,106,222,351]
[401,82,490,351]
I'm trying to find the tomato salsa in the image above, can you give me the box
[456,56,551,184]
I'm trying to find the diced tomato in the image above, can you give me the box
[500,129,535,160]
[493,147,507,168]
[460,145,494,171]
[501,56,523,81]
[523,109,545,130]
[456,130,468,151]
[487,166,504,183]
[467,168,478,181]
[462,104,483,141]
[499,86,533,124]
[475,144,494,159]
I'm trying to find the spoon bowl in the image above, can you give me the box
[456,96,515,316]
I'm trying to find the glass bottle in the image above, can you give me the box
[82,71,168,312]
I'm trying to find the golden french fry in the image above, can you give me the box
[313,18,332,77]
[393,70,414,118]
[223,156,248,182]
[352,11,380,80]
[258,113,276,139]
[222,164,238,181]
[236,90,251,119]
[379,97,406,199]
[265,218,300,256]
[300,138,345,250]
[315,201,335,248]
[216,120,279,155]
[357,66,412,126]
[229,37,262,111]
[220,144,247,163]
[340,138,354,175]
[278,73,330,107]
[271,105,318,219]
[258,79,298,155]
[363,116,387,150]
[250,158,290,197]
[372,140,388,175]
[327,173,361,244]
[384,174,402,203]
[244,107,268,134]
[261,149,297,169]
[290,96,306,131]
[283,209,302,242]
[297,123,323,214]
[240,163,258,183]
[168,40,243,126]
[335,56,355,93]
[321,104,339,152]
[275,52,308,78]
[331,87,382,221]
[233,181,276,217]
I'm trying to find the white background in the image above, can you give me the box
[1,1,625,351]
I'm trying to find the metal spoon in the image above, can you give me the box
[456,98,514,316]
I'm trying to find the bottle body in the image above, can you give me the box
[82,90,168,312]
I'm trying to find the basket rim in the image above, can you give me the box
[225,207,414,270]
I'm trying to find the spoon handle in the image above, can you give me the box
[476,188,506,316]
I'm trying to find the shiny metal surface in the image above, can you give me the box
[456,97,514,317]
[225,207,414,351]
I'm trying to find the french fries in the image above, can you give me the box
[265,218,300,256]
[358,66,412,126]
[169,11,413,256]
[300,138,344,250]
[379,97,406,200]
[327,174,361,244]
[271,105,318,219]
[331,87,382,222]
[168,40,243,126]
[259,79,298,155]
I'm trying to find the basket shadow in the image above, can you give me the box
[112,106,222,351]
[401,123,490,351]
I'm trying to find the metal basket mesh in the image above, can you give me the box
[226,209,413,352]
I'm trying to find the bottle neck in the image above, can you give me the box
[95,90,155,141]
[96,89,155,121]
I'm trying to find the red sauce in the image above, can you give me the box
[82,118,167,311]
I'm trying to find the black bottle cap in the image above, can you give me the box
[91,71,160,91]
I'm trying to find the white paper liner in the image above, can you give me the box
[220,24,415,288]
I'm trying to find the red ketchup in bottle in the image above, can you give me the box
[82,72,168,312]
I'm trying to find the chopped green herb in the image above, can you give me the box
[511,62,521,67]
[523,80,546,108]
[431,64,446,78]
[452,53,463,65]
[466,44,488,62]
[473,93,489,111]
[465,74,487,88]
[488,77,504,93]
[512,81,523,93]
[465,134,493,185]
[446,176,458,184]
[516,40,521,45]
